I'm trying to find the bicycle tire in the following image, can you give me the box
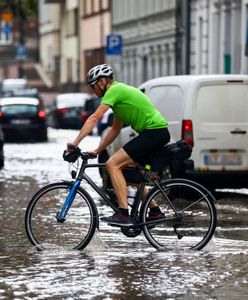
[25,181,98,250]
[141,178,217,251]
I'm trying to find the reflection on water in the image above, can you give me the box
[0,238,247,299]
[0,132,248,299]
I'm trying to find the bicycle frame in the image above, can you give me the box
[57,155,180,226]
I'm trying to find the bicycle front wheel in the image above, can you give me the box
[141,179,217,251]
[25,182,98,250]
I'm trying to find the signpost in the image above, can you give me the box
[106,34,123,55]
[16,44,27,61]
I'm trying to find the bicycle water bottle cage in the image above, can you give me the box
[63,148,81,163]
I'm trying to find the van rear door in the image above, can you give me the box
[193,80,248,171]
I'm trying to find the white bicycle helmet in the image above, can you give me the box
[86,64,113,84]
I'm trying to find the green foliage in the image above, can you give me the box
[0,0,37,19]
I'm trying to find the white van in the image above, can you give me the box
[99,75,248,190]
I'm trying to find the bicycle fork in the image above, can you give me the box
[56,180,81,222]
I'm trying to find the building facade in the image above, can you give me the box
[38,0,61,87]
[32,0,248,90]
[190,0,243,74]
[108,0,177,87]
[79,0,111,91]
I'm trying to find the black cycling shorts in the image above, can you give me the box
[123,127,170,166]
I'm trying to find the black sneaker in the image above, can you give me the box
[100,212,133,227]
[147,211,166,221]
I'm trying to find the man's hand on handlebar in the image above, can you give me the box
[87,149,98,158]
[67,142,77,152]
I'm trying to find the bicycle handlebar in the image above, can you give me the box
[79,151,97,160]
[63,147,96,163]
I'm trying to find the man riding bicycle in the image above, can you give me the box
[67,64,170,226]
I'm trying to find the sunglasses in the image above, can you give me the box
[89,79,98,89]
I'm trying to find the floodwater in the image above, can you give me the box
[0,129,247,299]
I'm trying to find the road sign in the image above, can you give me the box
[106,34,122,55]
[0,12,13,44]
[16,44,27,61]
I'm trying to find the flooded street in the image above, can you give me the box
[0,129,247,299]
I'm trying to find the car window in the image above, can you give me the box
[148,85,183,122]
[56,97,87,109]
[196,84,248,123]
[2,104,38,116]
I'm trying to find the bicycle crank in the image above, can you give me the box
[121,227,142,237]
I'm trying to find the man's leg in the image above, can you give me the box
[106,148,134,209]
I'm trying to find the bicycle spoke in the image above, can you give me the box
[25,182,97,250]
[142,179,217,250]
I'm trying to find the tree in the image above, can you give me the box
[0,0,37,19]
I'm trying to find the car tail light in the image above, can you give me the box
[38,110,46,119]
[81,111,88,123]
[57,108,69,114]
[0,111,3,120]
[182,119,194,147]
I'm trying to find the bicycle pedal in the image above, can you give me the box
[107,222,133,228]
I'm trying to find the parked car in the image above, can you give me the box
[0,97,48,142]
[98,75,248,192]
[0,78,28,96]
[47,93,99,129]
[0,124,4,168]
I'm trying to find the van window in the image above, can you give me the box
[197,84,248,123]
[148,85,183,122]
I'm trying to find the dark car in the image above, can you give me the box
[0,97,48,142]
[47,93,99,129]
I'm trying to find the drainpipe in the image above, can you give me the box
[176,0,191,75]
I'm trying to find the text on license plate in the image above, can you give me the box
[10,119,31,125]
[204,152,242,166]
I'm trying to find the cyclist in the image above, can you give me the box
[67,64,170,226]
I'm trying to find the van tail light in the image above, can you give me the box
[81,111,88,124]
[38,110,46,119]
[0,111,3,120]
[182,119,194,147]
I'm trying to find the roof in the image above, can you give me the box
[0,97,39,106]
[139,74,248,89]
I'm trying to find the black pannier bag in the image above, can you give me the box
[150,139,192,172]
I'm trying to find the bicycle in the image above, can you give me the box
[25,147,217,251]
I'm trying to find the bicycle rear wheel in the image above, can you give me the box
[25,182,98,250]
[141,178,217,250]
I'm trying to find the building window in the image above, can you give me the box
[67,58,73,82]
[84,48,105,81]
[198,17,203,73]
[224,5,231,73]
[67,9,78,36]
[83,0,110,17]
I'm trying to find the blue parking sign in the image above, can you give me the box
[16,44,27,60]
[106,34,122,55]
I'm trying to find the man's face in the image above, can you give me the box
[90,78,105,97]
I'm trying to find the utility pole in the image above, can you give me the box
[17,0,26,78]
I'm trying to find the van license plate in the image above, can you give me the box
[204,152,242,166]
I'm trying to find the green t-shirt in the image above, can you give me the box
[101,82,168,133]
